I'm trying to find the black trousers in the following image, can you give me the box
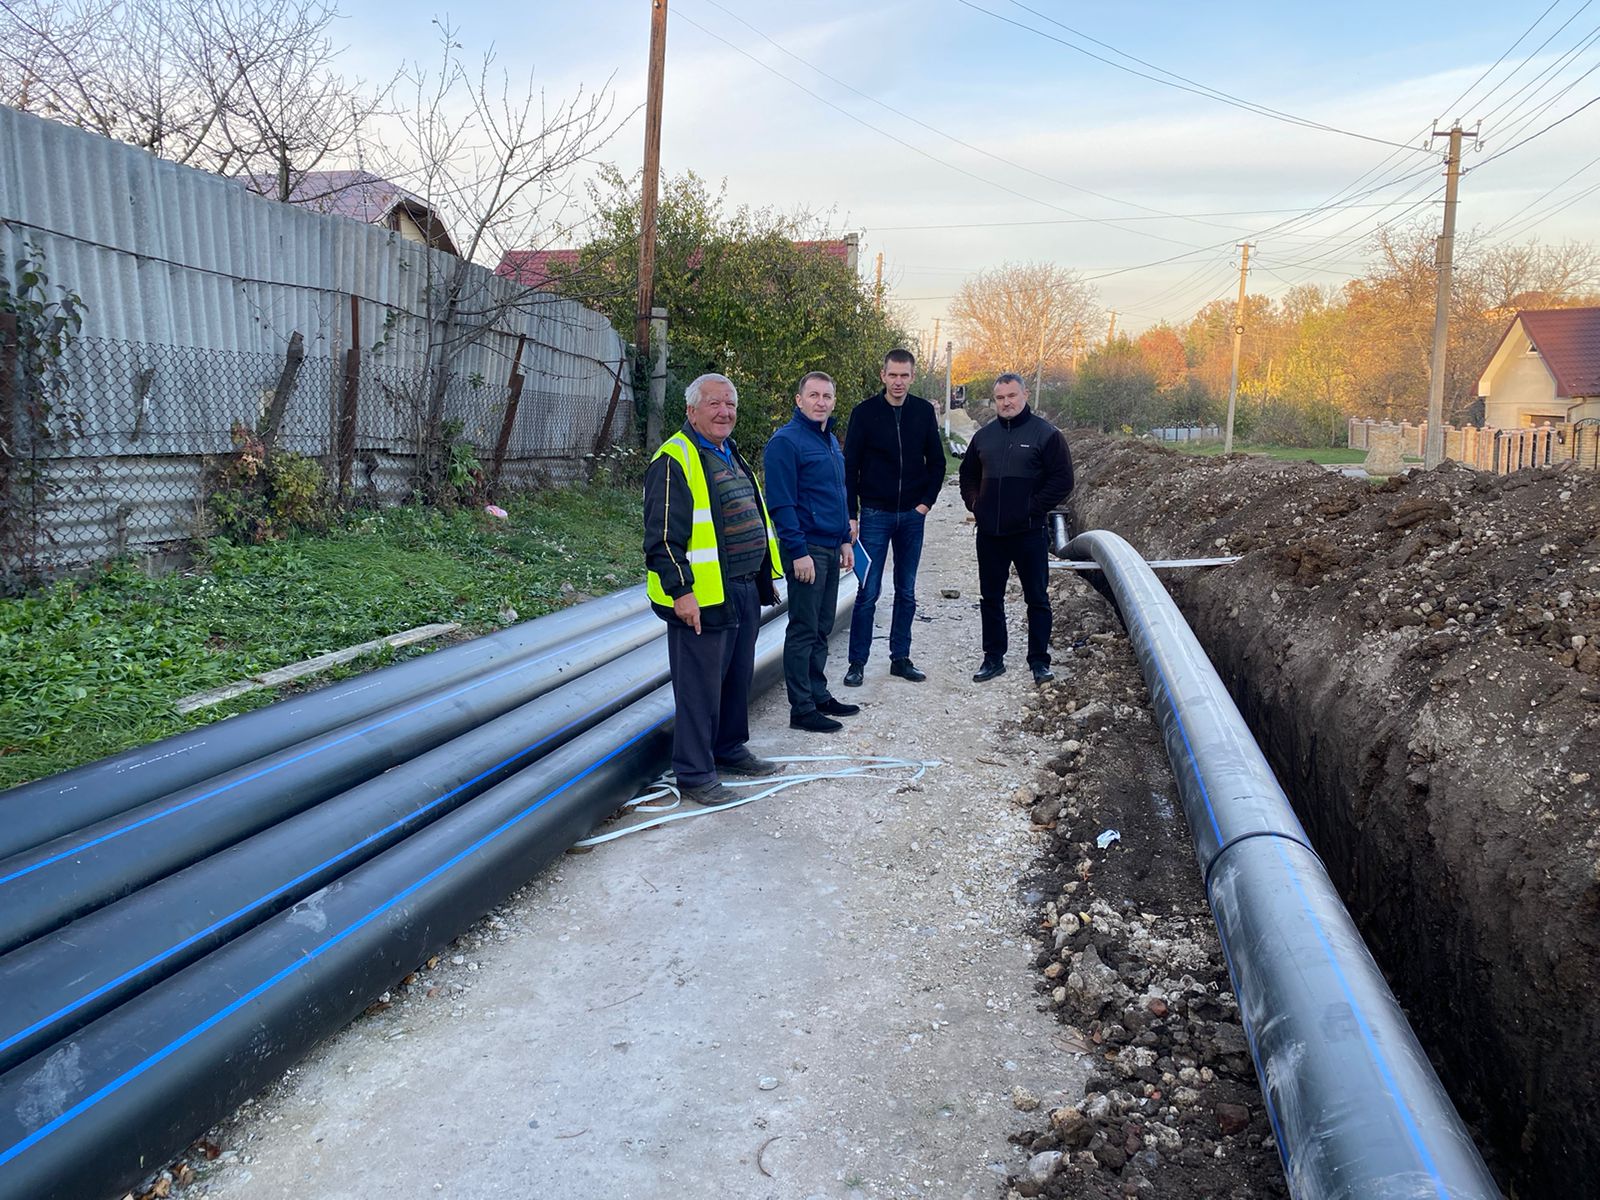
[976,527,1052,668]
[665,577,759,787]
[780,543,841,716]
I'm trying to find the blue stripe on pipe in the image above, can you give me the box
[0,697,619,1059]
[1123,556,1452,1200]
[0,715,669,1170]
[0,624,632,885]
[1266,836,1449,1199]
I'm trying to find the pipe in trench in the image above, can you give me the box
[0,609,666,955]
[1059,522,1500,1200]
[0,586,850,1200]
[0,586,653,861]
[0,633,679,1074]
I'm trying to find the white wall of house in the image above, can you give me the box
[1480,322,1566,426]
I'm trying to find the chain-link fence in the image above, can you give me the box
[0,330,630,588]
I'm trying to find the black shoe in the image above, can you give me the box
[972,657,1006,682]
[1031,664,1055,684]
[680,781,738,807]
[889,657,926,682]
[790,710,844,733]
[715,752,781,776]
[843,662,865,688]
[817,696,860,717]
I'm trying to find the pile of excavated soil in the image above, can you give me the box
[1067,436,1600,1198]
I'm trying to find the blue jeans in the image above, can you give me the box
[847,507,926,664]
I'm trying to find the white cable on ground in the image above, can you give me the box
[572,755,940,847]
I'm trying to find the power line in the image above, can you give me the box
[961,0,1432,153]
[1469,2,1597,120]
[862,203,1413,233]
[671,7,1221,254]
[689,0,1258,239]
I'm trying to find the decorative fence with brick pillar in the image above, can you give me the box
[1348,417,1592,475]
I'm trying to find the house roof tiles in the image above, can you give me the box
[1519,306,1600,399]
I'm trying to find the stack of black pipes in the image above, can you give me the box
[0,582,840,1200]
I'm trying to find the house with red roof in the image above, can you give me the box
[1477,307,1600,427]
[494,234,859,290]
[243,170,460,257]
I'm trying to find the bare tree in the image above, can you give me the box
[950,261,1101,378]
[1,0,385,189]
[373,19,622,497]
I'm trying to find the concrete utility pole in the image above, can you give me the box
[1070,322,1082,372]
[635,0,668,362]
[944,340,953,439]
[1424,123,1476,469]
[874,252,884,311]
[1222,243,1252,455]
[1034,321,1046,400]
[930,317,940,373]
[1106,310,1117,345]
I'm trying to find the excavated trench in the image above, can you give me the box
[1068,435,1600,1199]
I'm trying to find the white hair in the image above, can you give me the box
[685,373,738,408]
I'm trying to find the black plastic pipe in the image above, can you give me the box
[0,586,652,860]
[1064,527,1499,1200]
[0,635,676,1074]
[0,591,840,1200]
[0,610,665,954]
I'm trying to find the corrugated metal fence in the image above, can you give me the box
[0,106,632,578]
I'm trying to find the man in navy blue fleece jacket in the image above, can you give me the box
[762,373,859,733]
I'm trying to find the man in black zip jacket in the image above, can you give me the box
[841,348,946,686]
[958,372,1074,684]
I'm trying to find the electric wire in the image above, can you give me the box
[961,0,1432,152]
[671,7,1222,254]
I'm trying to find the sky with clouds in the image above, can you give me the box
[341,0,1600,338]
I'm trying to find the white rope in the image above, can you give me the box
[572,754,940,847]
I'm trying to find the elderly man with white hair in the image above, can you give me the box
[643,373,785,806]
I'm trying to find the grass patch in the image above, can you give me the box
[0,485,642,789]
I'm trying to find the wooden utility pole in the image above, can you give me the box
[635,0,669,360]
[1106,310,1117,345]
[1425,123,1476,468]
[1222,243,1252,455]
[874,252,884,311]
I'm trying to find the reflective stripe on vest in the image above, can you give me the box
[646,432,781,609]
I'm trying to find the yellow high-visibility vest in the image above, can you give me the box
[646,432,781,608]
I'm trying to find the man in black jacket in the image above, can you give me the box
[958,373,1074,684]
[643,373,784,806]
[841,348,947,686]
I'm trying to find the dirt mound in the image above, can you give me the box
[1067,436,1600,1197]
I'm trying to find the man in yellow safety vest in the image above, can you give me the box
[643,373,784,806]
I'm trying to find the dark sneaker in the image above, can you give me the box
[817,697,860,717]
[972,657,1006,683]
[843,662,865,688]
[790,710,844,733]
[889,657,927,682]
[715,752,781,776]
[680,781,739,807]
[1031,664,1055,684]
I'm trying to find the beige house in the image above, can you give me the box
[1477,306,1600,427]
